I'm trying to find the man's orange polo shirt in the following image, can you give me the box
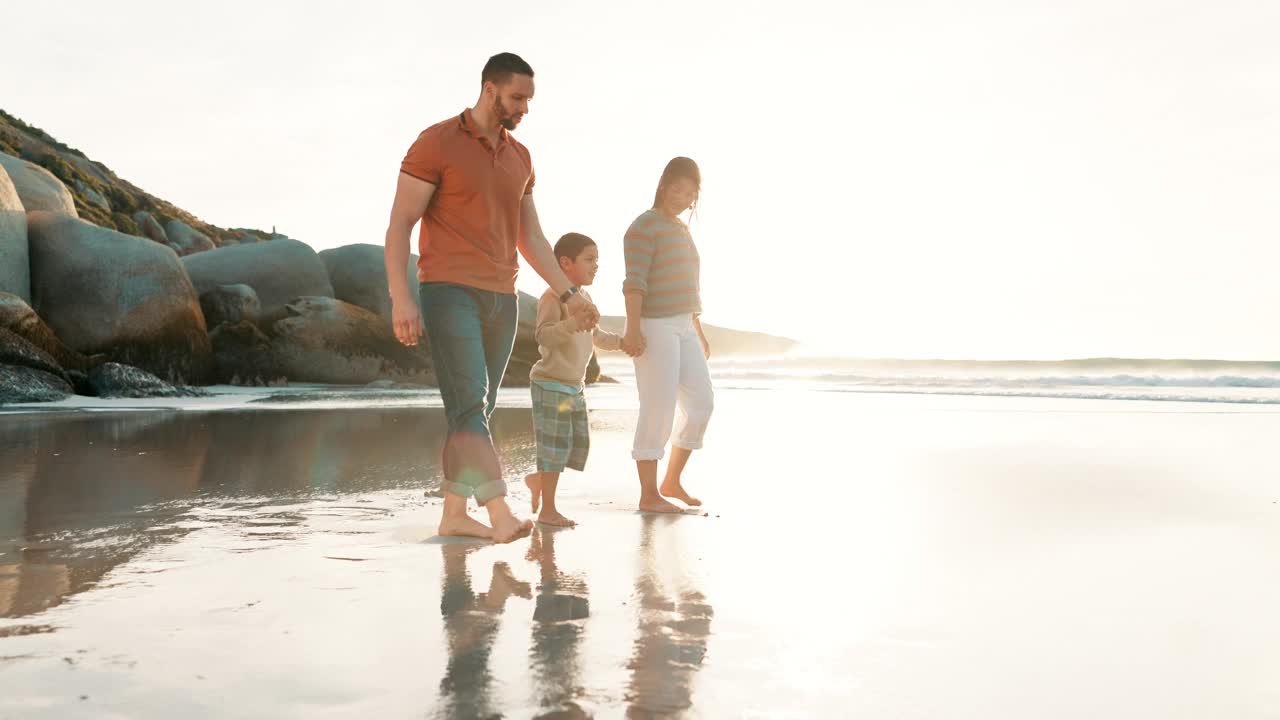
[400,109,535,295]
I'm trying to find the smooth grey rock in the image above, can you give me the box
[0,153,76,216]
[182,238,334,318]
[0,164,28,301]
[27,212,212,383]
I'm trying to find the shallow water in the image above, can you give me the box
[1,390,1278,718]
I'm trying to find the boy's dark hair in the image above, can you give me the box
[554,232,596,262]
[482,53,534,87]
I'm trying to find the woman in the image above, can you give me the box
[621,157,714,513]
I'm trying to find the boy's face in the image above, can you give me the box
[559,244,599,287]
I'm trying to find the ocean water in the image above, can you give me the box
[598,353,1280,405]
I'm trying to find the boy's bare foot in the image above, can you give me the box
[660,480,702,507]
[638,496,683,514]
[524,473,541,513]
[437,513,494,540]
[537,510,576,527]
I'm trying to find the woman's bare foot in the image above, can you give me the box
[537,510,576,527]
[638,496,684,514]
[524,473,541,513]
[437,513,494,540]
[660,480,702,507]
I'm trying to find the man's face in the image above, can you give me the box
[489,74,535,131]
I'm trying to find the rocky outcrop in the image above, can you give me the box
[200,284,261,330]
[501,290,543,386]
[164,219,214,256]
[182,238,334,318]
[87,362,209,399]
[0,327,70,384]
[74,180,110,211]
[267,296,433,385]
[209,320,282,385]
[0,153,77,216]
[0,364,72,404]
[0,292,102,372]
[319,244,420,324]
[0,165,28,302]
[132,211,169,245]
[26,212,212,383]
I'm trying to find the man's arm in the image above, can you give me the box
[385,172,436,346]
[518,194,598,322]
[517,194,574,296]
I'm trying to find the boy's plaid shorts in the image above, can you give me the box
[531,382,589,472]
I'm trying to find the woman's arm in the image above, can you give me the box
[693,314,710,359]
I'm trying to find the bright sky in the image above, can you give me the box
[5,1,1279,359]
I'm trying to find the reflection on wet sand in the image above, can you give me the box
[527,527,591,718]
[626,514,714,718]
[0,408,536,620]
[435,542,531,718]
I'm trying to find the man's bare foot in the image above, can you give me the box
[524,473,542,513]
[638,496,683,514]
[537,510,576,527]
[437,513,494,540]
[660,480,702,507]
[490,514,534,544]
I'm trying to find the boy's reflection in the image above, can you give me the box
[526,526,590,717]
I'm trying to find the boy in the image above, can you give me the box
[524,232,622,526]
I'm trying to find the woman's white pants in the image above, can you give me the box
[631,314,714,461]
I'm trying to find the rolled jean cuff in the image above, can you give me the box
[442,478,507,504]
[671,439,704,451]
[631,448,665,461]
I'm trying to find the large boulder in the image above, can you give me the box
[164,219,214,256]
[74,180,110,211]
[0,327,69,384]
[87,362,209,399]
[0,292,102,372]
[26,212,212,384]
[0,153,77,216]
[267,296,433,384]
[318,243,419,324]
[502,290,542,386]
[0,165,28,302]
[0,364,72,404]
[132,211,169,245]
[200,284,261,330]
[209,320,283,385]
[182,238,334,318]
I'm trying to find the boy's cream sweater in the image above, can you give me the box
[529,288,621,389]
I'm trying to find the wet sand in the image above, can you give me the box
[1,389,1278,718]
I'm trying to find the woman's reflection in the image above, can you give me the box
[625,514,714,718]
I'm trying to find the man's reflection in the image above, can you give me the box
[435,542,530,718]
[625,514,714,718]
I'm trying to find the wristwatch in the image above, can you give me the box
[559,286,580,303]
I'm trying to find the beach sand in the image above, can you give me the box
[1,388,1278,718]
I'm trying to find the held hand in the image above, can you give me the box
[570,305,597,331]
[621,329,646,358]
[392,298,425,347]
[564,292,599,325]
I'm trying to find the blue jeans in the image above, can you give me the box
[419,282,519,503]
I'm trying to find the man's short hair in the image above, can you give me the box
[482,53,534,87]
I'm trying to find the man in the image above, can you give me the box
[384,52,598,543]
